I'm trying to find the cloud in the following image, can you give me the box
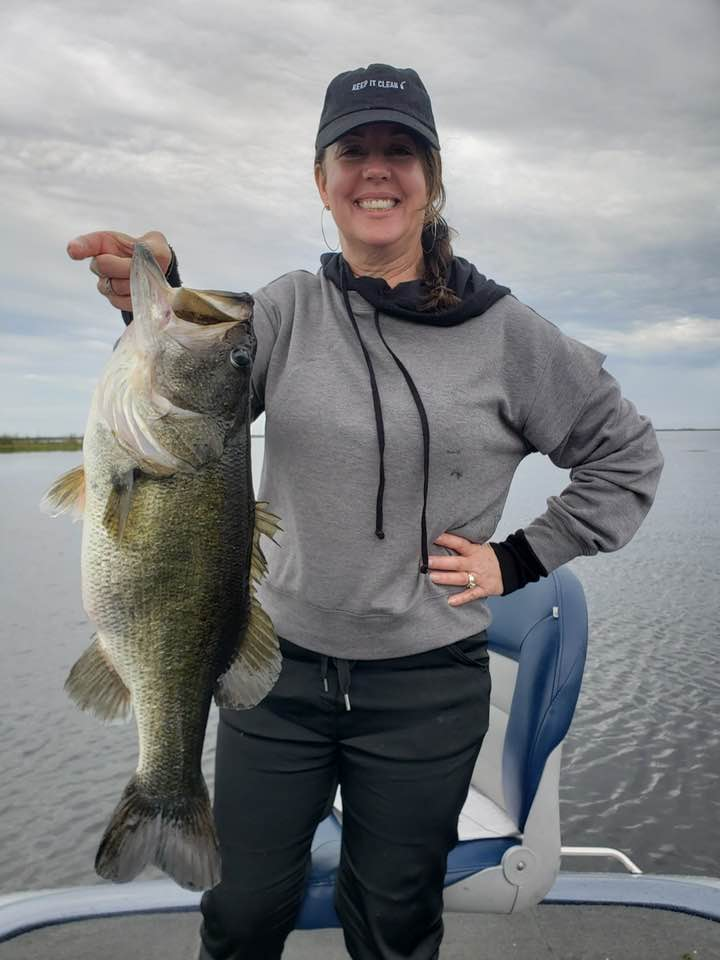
[0,0,718,431]
[582,315,720,361]
[22,371,98,390]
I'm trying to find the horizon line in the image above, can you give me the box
[2,428,720,440]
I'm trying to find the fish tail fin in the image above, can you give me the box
[95,775,220,891]
[64,635,132,722]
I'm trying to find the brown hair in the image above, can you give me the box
[414,137,460,311]
[314,133,460,312]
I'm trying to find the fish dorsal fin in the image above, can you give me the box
[214,596,282,709]
[40,464,86,519]
[250,502,282,596]
[102,469,136,542]
[214,502,283,709]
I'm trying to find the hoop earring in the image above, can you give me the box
[321,205,339,252]
[421,217,438,255]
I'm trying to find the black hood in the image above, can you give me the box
[320,252,510,324]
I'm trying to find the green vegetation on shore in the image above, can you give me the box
[0,435,83,453]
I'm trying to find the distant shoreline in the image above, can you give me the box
[0,434,269,453]
[0,436,83,453]
[1,428,718,454]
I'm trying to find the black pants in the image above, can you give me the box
[200,631,491,960]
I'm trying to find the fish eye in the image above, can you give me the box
[229,347,251,369]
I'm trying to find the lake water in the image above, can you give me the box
[1,432,718,894]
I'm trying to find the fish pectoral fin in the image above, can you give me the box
[214,597,281,709]
[65,634,132,722]
[40,463,86,519]
[102,469,136,541]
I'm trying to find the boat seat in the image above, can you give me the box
[296,564,588,926]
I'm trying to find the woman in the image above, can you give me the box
[67,63,663,960]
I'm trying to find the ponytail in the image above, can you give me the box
[420,215,460,312]
[415,138,459,311]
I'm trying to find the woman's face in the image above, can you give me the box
[315,122,428,264]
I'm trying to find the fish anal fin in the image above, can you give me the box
[214,597,281,709]
[65,634,132,722]
[102,469,136,542]
[40,463,86,520]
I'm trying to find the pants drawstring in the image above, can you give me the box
[336,657,355,712]
[319,655,356,710]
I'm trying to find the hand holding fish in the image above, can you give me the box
[67,229,172,313]
[428,532,504,606]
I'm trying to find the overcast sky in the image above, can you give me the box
[2,0,718,434]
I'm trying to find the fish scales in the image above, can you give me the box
[83,428,251,787]
[43,243,282,890]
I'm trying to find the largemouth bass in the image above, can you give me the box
[42,243,281,890]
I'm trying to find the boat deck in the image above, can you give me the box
[2,904,719,960]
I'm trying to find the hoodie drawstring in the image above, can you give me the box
[340,261,432,574]
[373,309,431,574]
[340,267,386,541]
[320,654,356,710]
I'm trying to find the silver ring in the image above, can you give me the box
[104,276,113,296]
[465,572,477,590]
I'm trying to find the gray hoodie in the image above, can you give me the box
[250,267,664,659]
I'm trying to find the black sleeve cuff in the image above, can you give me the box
[164,245,182,287]
[121,244,181,327]
[489,529,548,596]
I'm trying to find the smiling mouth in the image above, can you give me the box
[354,198,399,210]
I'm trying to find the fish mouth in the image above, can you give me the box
[172,288,254,326]
[131,243,253,329]
[132,241,170,287]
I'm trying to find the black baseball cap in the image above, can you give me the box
[315,63,440,151]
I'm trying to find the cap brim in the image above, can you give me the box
[316,108,440,150]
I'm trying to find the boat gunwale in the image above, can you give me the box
[1,872,719,943]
